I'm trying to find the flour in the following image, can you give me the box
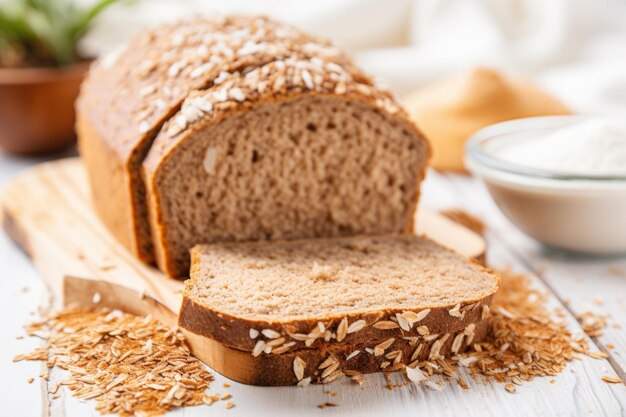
[495,119,626,176]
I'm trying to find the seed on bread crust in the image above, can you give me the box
[293,357,306,381]
[373,338,395,356]
[347,320,366,334]
[415,309,431,322]
[252,340,265,357]
[346,350,360,361]
[448,303,465,319]
[336,318,348,342]
[416,326,429,336]
[261,329,281,339]
[297,376,311,387]
[319,355,338,369]
[373,321,399,330]
[396,313,411,331]
[452,333,465,354]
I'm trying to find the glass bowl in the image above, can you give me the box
[465,115,626,255]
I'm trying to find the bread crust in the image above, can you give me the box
[180,290,495,353]
[184,317,490,386]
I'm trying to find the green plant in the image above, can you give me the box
[0,0,119,67]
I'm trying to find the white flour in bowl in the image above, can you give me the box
[495,119,626,176]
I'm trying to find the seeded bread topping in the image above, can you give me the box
[145,57,402,164]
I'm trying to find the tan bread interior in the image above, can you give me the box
[187,235,499,320]
[152,95,428,276]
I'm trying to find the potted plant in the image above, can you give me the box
[0,0,119,154]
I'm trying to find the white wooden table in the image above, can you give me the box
[1,151,625,417]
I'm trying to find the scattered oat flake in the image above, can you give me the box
[15,306,214,417]
[602,376,623,384]
[577,311,607,338]
[225,401,235,409]
[505,383,516,393]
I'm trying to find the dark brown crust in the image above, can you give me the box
[180,291,495,353]
[185,318,490,386]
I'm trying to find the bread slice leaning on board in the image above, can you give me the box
[179,235,500,385]
[77,15,430,278]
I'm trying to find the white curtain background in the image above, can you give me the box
[81,0,626,117]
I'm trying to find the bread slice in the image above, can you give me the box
[144,78,428,277]
[185,318,491,386]
[179,235,499,355]
[77,16,429,277]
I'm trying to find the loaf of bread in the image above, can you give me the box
[77,16,430,277]
[179,235,499,362]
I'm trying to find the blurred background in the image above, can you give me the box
[1,0,626,158]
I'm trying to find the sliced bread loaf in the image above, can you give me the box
[179,235,499,354]
[78,16,430,277]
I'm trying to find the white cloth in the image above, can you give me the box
[82,0,626,116]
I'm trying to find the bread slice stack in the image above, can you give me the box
[180,235,498,385]
[77,15,500,385]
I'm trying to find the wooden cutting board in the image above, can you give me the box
[1,158,485,384]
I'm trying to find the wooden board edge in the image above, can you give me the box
[2,203,32,258]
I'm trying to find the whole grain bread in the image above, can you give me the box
[77,16,430,276]
[179,235,499,355]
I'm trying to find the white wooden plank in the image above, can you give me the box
[0,231,46,417]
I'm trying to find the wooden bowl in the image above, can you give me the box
[0,61,91,155]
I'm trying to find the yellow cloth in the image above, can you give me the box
[404,68,571,172]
